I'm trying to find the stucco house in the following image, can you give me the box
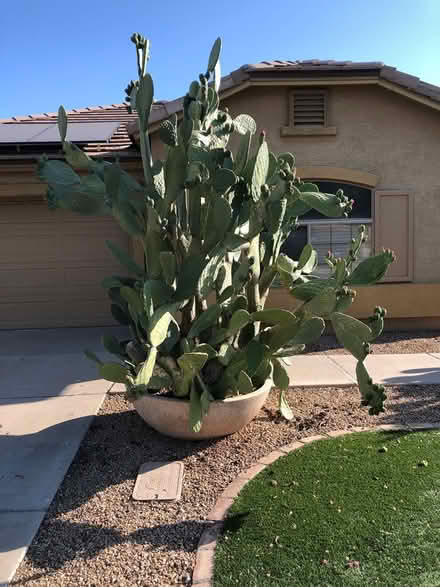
[1,60,439,330]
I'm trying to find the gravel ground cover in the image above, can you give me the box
[13,384,440,587]
[307,330,440,355]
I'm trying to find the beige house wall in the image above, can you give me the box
[266,283,440,320]
[219,84,440,284]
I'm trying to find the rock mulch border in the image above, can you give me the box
[192,422,440,587]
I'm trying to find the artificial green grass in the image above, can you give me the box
[214,430,440,587]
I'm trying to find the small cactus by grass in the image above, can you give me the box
[37,34,394,433]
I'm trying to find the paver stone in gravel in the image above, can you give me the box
[331,353,440,385]
[132,462,184,501]
[0,510,46,585]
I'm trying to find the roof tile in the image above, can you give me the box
[241,60,439,104]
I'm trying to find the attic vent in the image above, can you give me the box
[291,90,327,126]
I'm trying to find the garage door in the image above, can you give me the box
[0,202,131,329]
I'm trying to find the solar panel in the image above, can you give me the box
[0,124,42,143]
[0,121,121,144]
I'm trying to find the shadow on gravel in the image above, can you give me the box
[384,384,440,422]
[11,518,213,579]
[42,408,222,517]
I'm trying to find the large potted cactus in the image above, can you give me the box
[37,34,394,439]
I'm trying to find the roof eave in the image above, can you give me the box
[0,148,141,161]
[128,69,440,139]
[246,67,382,79]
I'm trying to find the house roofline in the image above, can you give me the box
[128,61,440,139]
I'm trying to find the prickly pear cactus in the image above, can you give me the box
[37,34,394,433]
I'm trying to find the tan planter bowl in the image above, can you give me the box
[133,379,273,440]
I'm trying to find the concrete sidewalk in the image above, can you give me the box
[1,327,440,585]
[286,352,440,386]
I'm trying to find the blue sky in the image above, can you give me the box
[1,0,439,118]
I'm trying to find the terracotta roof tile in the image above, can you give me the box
[245,59,384,72]
[243,60,440,103]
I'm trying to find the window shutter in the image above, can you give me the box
[374,191,414,282]
[292,90,326,127]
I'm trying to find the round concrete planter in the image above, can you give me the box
[133,379,272,440]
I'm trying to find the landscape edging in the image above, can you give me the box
[191,422,440,586]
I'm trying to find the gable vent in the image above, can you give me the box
[291,90,327,126]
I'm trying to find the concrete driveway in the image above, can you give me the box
[0,326,128,585]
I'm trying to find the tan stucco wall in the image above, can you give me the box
[266,283,440,320]
[217,84,440,284]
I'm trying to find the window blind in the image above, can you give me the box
[310,223,371,276]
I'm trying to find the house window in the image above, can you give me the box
[281,89,337,136]
[281,181,372,277]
